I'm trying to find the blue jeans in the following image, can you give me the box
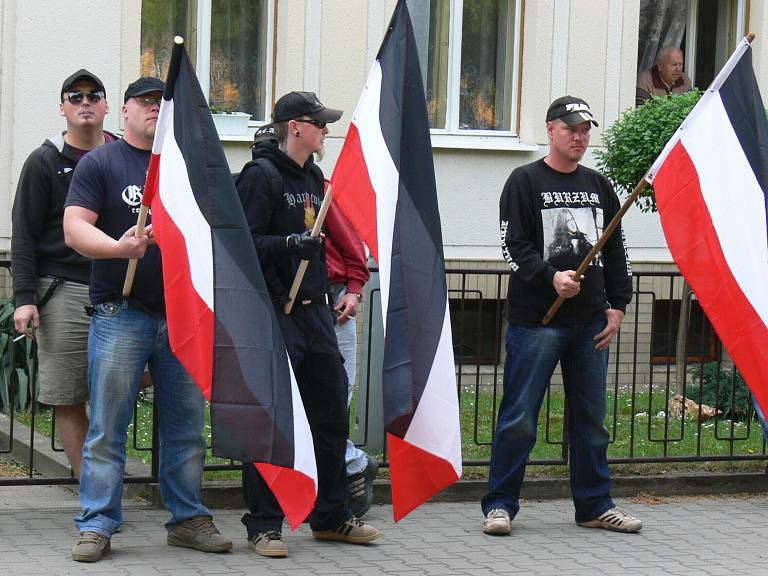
[75,301,210,536]
[331,284,368,475]
[481,314,614,524]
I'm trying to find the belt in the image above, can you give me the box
[300,293,330,306]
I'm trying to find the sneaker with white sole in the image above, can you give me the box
[312,516,381,544]
[71,531,111,562]
[249,530,288,558]
[482,508,512,535]
[578,507,642,533]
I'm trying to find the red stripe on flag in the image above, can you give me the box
[331,122,379,261]
[387,433,461,522]
[150,174,215,400]
[255,462,316,530]
[143,153,160,207]
[655,141,768,413]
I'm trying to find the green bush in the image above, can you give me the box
[0,298,37,414]
[595,90,703,212]
[686,361,752,419]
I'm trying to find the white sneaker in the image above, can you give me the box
[578,507,642,533]
[482,508,512,535]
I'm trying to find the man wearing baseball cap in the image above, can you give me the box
[481,95,641,536]
[12,68,116,482]
[235,91,380,558]
[64,77,232,562]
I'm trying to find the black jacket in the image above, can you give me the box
[500,159,633,324]
[11,134,112,306]
[235,141,329,304]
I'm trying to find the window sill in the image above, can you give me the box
[430,133,539,151]
[217,126,260,142]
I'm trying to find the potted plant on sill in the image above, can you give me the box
[209,103,252,136]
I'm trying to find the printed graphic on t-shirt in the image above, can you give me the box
[541,206,604,269]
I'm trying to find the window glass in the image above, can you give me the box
[141,0,268,120]
[412,0,518,133]
[209,0,267,118]
[141,0,197,80]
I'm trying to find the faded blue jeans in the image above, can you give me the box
[75,301,210,536]
[481,314,615,523]
[331,283,368,475]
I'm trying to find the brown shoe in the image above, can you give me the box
[167,516,233,552]
[72,531,110,562]
[312,517,381,544]
[248,530,288,558]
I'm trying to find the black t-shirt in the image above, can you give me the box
[499,159,633,325]
[65,139,165,317]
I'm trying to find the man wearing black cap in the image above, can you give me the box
[481,95,640,536]
[63,77,232,562]
[12,69,117,480]
[235,91,381,558]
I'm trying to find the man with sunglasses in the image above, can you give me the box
[12,69,116,481]
[63,77,232,562]
[235,91,381,558]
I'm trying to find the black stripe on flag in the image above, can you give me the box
[719,46,768,200]
[171,49,295,464]
[378,1,449,437]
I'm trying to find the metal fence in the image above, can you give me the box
[1,267,766,485]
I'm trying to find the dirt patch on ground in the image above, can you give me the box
[0,458,26,477]
[630,491,768,505]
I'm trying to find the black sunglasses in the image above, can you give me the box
[295,118,327,129]
[65,91,105,104]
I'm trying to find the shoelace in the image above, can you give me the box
[187,516,219,536]
[488,509,508,520]
[78,531,106,544]
[257,530,283,542]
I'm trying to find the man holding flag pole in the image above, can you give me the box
[235,91,381,558]
[63,76,232,562]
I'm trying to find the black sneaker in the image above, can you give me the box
[348,455,378,517]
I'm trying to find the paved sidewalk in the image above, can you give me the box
[1,486,767,575]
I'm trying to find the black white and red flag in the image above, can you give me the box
[142,39,316,529]
[647,36,768,417]
[330,0,462,520]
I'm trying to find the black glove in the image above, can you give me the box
[286,231,323,259]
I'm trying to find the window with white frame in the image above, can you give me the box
[140,0,272,123]
[409,0,521,133]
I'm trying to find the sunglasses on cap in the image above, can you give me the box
[294,118,327,129]
[64,90,105,104]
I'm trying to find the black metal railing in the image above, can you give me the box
[1,267,765,486]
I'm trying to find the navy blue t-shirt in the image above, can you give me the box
[65,139,165,317]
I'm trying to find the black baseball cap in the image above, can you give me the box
[61,69,105,101]
[273,91,343,123]
[546,96,598,127]
[123,77,165,103]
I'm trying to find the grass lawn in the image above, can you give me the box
[12,387,768,481]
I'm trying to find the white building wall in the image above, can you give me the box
[1,0,766,265]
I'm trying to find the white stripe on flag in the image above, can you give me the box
[352,61,400,333]
[681,93,768,326]
[288,351,317,481]
[402,302,462,475]
[156,99,214,310]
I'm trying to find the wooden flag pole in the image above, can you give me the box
[121,203,150,297]
[542,177,648,325]
[284,184,334,314]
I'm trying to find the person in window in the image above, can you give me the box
[636,46,693,105]
[482,96,642,536]
[64,77,232,563]
[12,69,118,481]
[235,92,381,558]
